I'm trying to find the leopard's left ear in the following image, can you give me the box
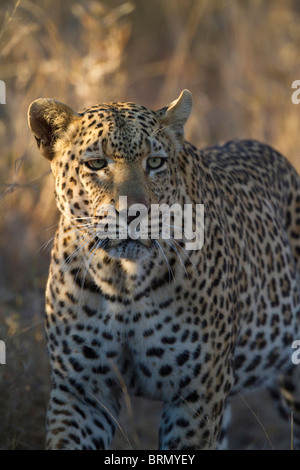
[156,89,193,136]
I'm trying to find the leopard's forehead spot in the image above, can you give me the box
[78,102,158,128]
[77,102,161,162]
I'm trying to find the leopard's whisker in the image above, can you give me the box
[45,221,61,230]
[61,213,100,223]
[61,233,90,254]
[162,234,188,278]
[38,228,84,254]
[45,216,99,232]
[168,235,200,279]
[40,220,99,255]
[154,239,174,283]
[61,235,97,273]
[72,238,109,313]
[161,222,185,232]
[76,235,102,300]
[38,235,58,254]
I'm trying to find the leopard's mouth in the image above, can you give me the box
[96,237,154,260]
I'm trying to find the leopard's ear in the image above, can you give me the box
[156,89,193,137]
[28,98,78,160]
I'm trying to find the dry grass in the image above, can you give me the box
[0,0,300,449]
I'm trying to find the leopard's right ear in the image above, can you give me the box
[155,90,193,141]
[28,98,78,160]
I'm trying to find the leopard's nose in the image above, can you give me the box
[116,195,150,225]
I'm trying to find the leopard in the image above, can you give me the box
[28,89,300,450]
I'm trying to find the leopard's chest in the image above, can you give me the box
[98,295,206,401]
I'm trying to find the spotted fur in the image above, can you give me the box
[28,90,300,449]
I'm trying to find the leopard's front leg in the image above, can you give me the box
[45,263,123,450]
[46,378,121,450]
[159,398,223,450]
[158,362,233,450]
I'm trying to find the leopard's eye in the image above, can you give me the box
[85,159,107,171]
[147,157,165,170]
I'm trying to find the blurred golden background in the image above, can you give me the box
[0,0,299,449]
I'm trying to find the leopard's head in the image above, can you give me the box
[28,90,193,260]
